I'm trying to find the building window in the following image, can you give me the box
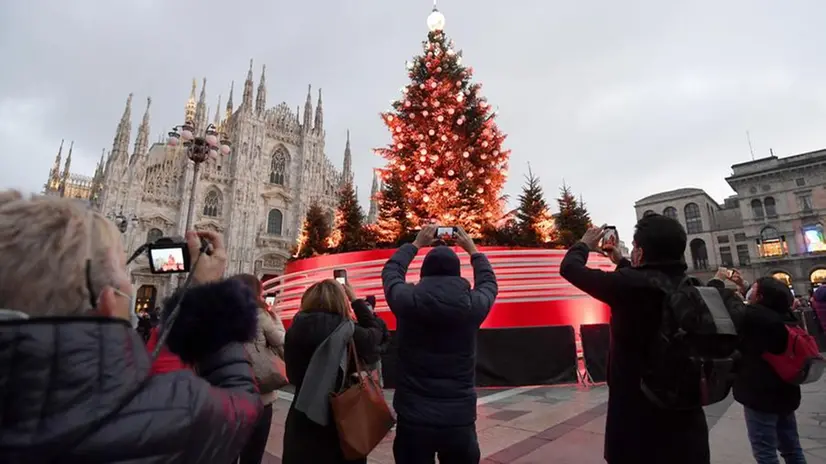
[736,244,750,266]
[717,235,730,244]
[146,228,163,243]
[758,226,786,258]
[663,206,678,220]
[798,194,813,213]
[267,209,283,235]
[811,268,826,287]
[764,196,777,217]
[202,189,222,217]
[772,272,792,287]
[735,232,747,242]
[642,209,655,217]
[719,246,734,267]
[796,178,806,187]
[802,223,826,253]
[270,148,288,185]
[751,199,764,219]
[135,285,158,314]
[684,203,703,234]
[690,238,709,270]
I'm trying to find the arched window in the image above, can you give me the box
[810,268,826,286]
[751,199,764,219]
[202,189,222,217]
[135,285,157,314]
[270,148,288,185]
[684,203,703,234]
[146,228,163,243]
[663,207,678,220]
[267,209,283,235]
[772,271,792,287]
[643,210,656,217]
[764,197,777,217]
[759,226,785,258]
[690,238,709,270]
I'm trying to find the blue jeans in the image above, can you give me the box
[744,407,807,464]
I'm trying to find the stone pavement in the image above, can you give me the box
[263,378,826,463]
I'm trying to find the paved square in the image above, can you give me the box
[264,377,826,463]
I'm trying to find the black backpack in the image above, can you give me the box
[641,275,742,410]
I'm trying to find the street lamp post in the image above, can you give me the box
[167,121,231,232]
[108,207,139,234]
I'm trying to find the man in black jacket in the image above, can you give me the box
[725,276,806,464]
[559,214,710,464]
[383,224,498,464]
[0,192,261,463]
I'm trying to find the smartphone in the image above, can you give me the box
[601,226,618,250]
[147,237,191,274]
[435,226,456,238]
[726,269,735,279]
[333,269,348,286]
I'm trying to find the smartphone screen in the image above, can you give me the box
[602,226,618,249]
[333,269,347,285]
[436,226,455,237]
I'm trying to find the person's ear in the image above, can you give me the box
[97,286,118,317]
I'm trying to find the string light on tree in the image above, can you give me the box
[375,2,511,239]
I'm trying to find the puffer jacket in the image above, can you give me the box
[0,279,263,463]
[382,243,498,428]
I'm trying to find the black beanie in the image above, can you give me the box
[420,246,461,277]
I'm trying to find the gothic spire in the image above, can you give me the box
[225,81,234,121]
[132,97,151,163]
[303,84,313,131]
[256,64,267,114]
[112,93,133,165]
[194,78,207,131]
[341,130,352,184]
[51,139,63,176]
[367,169,380,224]
[59,141,73,196]
[213,94,222,125]
[314,88,324,133]
[185,78,197,122]
[242,59,254,110]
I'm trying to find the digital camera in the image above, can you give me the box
[147,237,192,274]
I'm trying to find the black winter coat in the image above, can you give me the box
[382,244,498,428]
[0,280,263,464]
[282,299,387,464]
[734,303,801,414]
[561,243,724,464]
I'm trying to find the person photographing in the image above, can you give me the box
[383,224,498,464]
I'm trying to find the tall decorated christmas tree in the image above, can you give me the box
[554,183,592,248]
[375,5,510,241]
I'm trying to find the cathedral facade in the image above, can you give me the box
[44,60,352,311]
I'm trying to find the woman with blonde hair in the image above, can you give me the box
[282,279,389,464]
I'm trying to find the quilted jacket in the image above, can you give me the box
[0,280,263,463]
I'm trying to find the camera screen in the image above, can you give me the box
[436,227,454,237]
[335,276,347,285]
[149,247,186,273]
[265,296,275,306]
[333,269,347,285]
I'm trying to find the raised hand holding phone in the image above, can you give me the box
[414,224,438,248]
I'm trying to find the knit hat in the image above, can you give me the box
[814,286,826,303]
[420,246,461,277]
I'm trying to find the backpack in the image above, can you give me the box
[641,275,742,410]
[762,318,825,385]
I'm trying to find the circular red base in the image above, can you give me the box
[263,247,612,332]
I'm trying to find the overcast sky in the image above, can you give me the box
[2,0,826,240]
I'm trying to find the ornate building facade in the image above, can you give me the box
[634,148,826,297]
[45,60,352,311]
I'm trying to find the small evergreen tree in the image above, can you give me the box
[375,175,415,245]
[554,183,592,248]
[515,168,556,247]
[295,201,330,259]
[332,181,368,252]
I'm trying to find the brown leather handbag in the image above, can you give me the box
[330,341,395,460]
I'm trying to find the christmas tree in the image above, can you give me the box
[329,181,368,252]
[375,6,510,240]
[294,201,331,259]
[554,183,592,248]
[515,168,556,246]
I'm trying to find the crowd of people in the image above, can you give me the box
[0,191,822,464]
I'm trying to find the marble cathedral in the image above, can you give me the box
[44,60,357,311]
